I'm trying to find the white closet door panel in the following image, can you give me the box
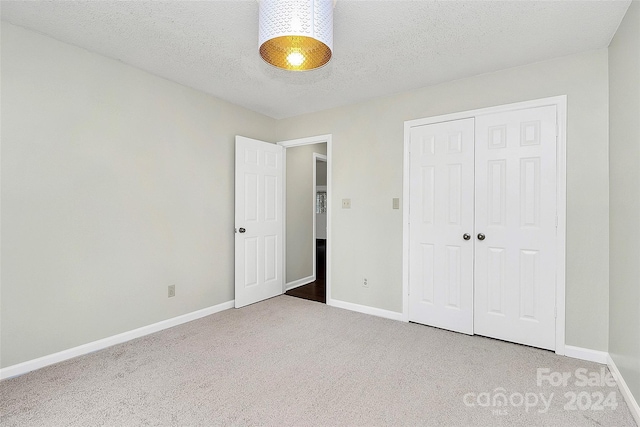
[474,106,557,350]
[409,118,475,334]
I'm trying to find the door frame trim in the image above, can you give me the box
[402,96,567,355]
[278,134,333,304]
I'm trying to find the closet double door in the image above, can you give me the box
[408,106,558,350]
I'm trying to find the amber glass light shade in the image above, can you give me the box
[258,0,333,72]
[259,36,332,71]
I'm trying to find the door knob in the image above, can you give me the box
[239,228,246,233]
[463,233,471,240]
[477,233,485,241]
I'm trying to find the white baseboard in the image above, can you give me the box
[328,298,404,322]
[0,300,235,380]
[608,354,640,426]
[285,275,315,291]
[564,345,609,364]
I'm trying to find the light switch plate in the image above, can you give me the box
[392,198,400,209]
[342,198,351,209]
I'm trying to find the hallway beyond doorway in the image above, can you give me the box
[285,239,326,303]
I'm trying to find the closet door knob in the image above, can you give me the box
[477,233,485,241]
[463,234,471,240]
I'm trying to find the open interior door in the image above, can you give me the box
[235,136,284,308]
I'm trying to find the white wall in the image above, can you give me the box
[1,22,616,369]
[285,143,326,284]
[277,49,611,352]
[316,159,327,186]
[0,24,277,368]
[609,0,640,406]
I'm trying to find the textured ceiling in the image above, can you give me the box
[0,0,631,119]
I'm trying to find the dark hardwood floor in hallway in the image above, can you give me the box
[285,239,326,303]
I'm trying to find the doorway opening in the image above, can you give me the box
[285,239,326,303]
[278,135,332,305]
[286,154,327,303]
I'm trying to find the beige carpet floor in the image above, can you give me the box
[0,295,637,426]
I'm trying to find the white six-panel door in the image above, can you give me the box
[474,106,557,350]
[408,105,558,350]
[409,119,475,334]
[235,136,284,308]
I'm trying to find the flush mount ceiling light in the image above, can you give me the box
[259,0,333,71]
